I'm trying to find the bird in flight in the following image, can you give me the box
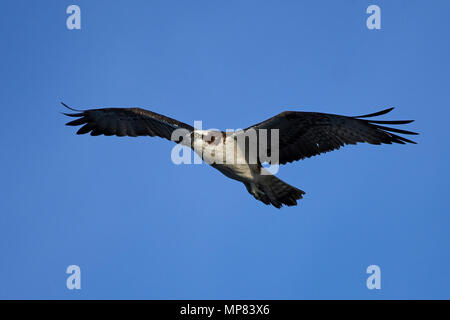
[63,103,417,208]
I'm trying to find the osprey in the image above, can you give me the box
[63,103,417,208]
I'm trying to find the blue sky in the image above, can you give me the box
[0,0,449,299]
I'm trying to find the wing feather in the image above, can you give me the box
[63,103,193,141]
[246,107,418,164]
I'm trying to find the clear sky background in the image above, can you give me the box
[0,0,449,299]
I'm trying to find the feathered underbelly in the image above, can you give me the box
[212,163,258,183]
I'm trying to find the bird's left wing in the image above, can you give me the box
[62,103,193,141]
[246,107,418,165]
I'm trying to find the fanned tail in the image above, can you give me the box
[245,176,305,208]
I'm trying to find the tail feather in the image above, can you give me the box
[245,176,305,208]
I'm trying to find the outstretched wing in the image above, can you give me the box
[246,107,418,165]
[62,103,193,141]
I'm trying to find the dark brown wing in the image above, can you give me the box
[246,107,418,165]
[62,103,193,141]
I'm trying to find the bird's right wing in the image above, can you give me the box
[62,103,194,141]
[246,107,418,165]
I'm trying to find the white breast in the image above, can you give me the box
[193,130,258,182]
